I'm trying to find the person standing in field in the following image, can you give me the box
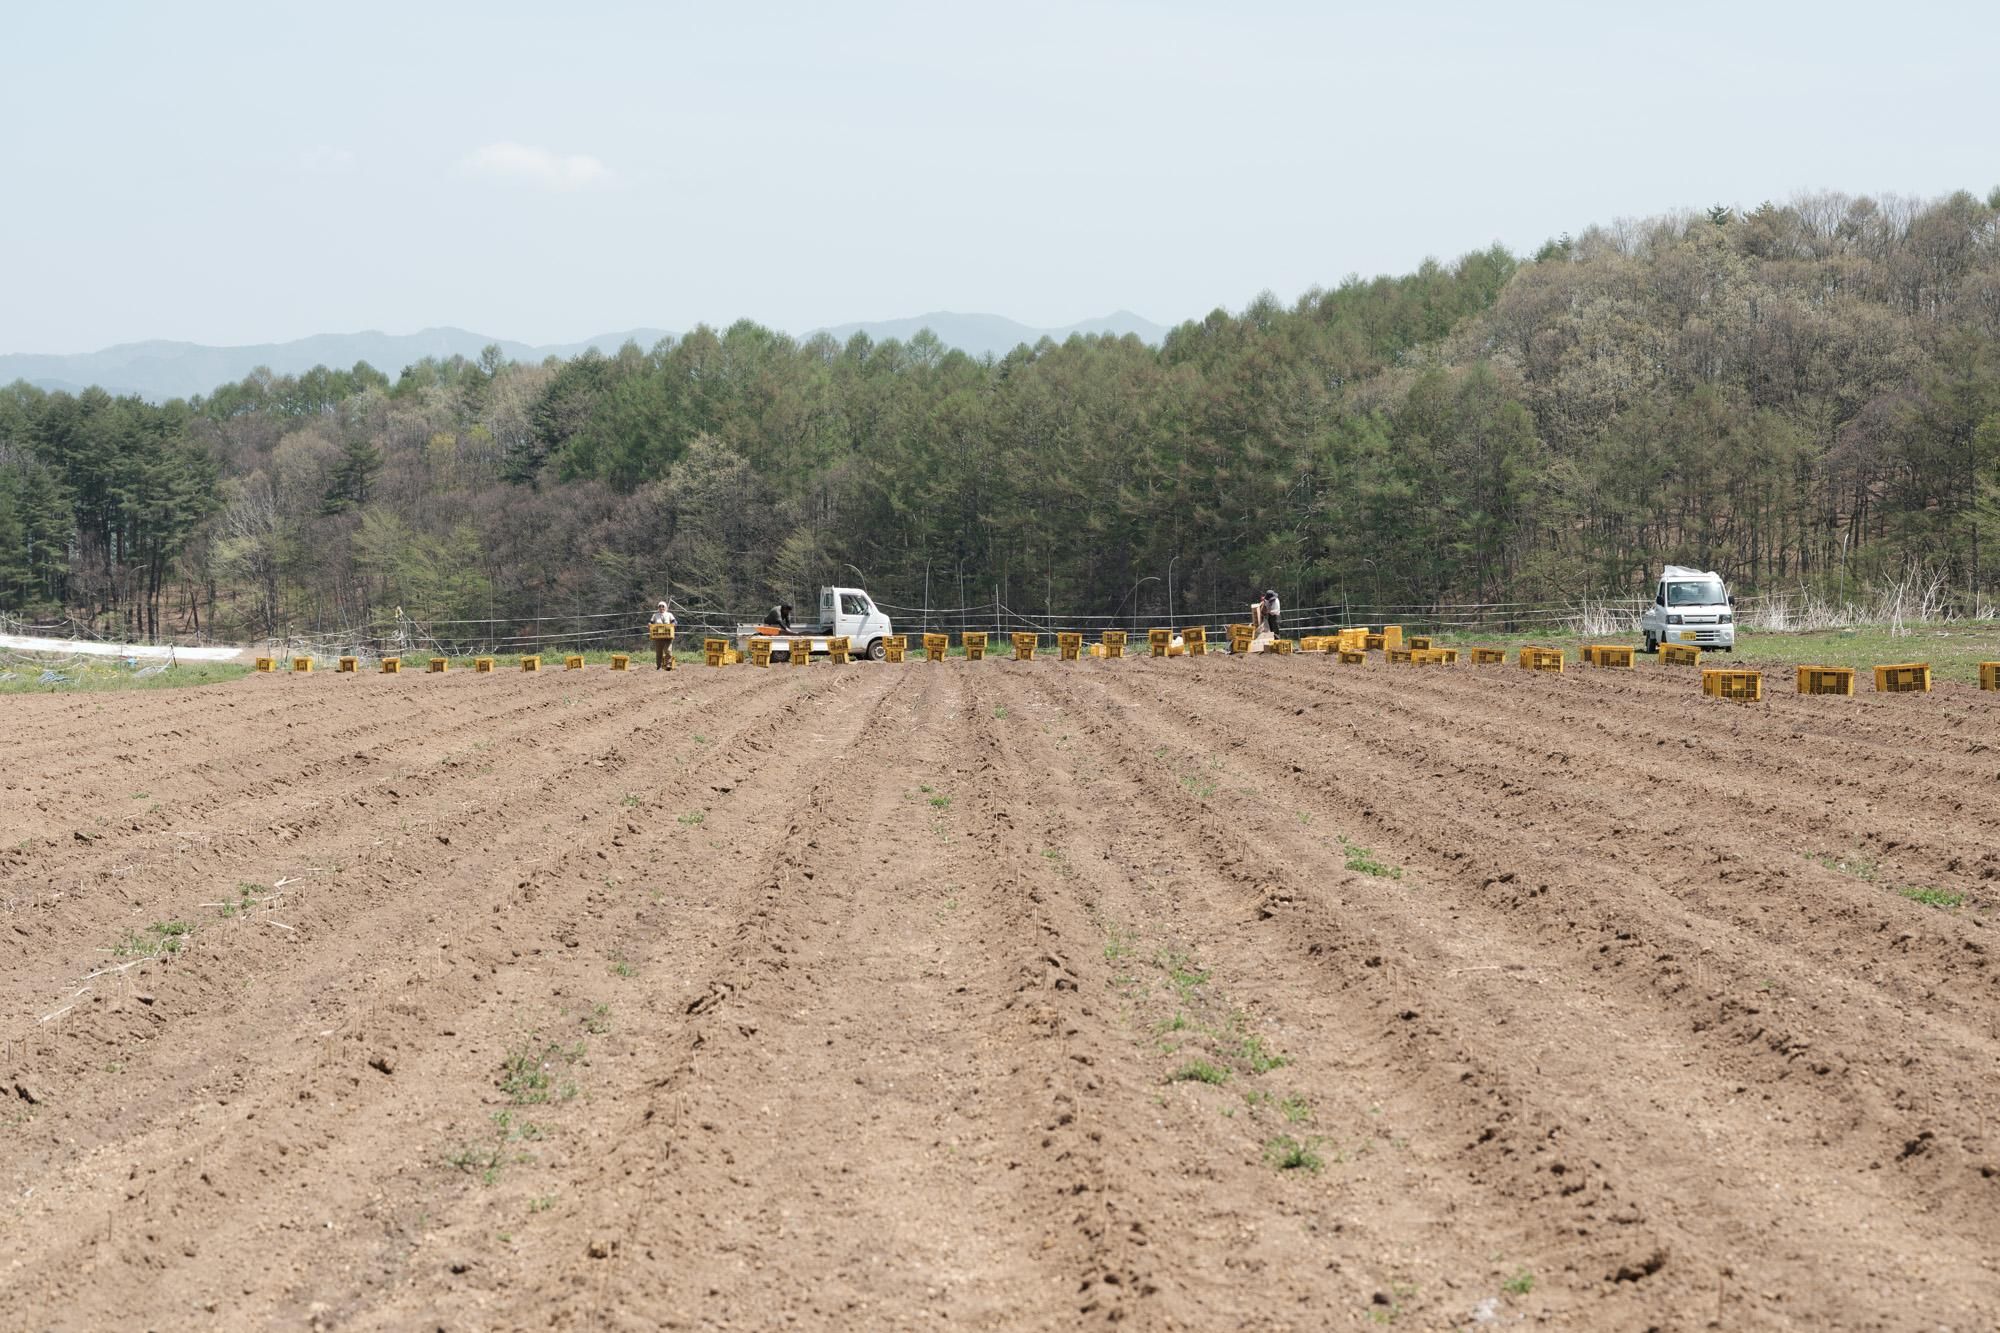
[1252,588,1281,639]
[650,599,677,670]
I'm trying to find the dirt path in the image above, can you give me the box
[3,656,1996,1329]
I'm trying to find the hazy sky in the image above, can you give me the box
[3,0,1993,354]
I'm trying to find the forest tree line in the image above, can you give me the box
[2,187,1999,642]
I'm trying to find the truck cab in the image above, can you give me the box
[737,586,894,661]
[1641,565,1735,653]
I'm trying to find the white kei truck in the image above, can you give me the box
[735,586,895,661]
[1640,565,1737,653]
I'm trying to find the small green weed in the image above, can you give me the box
[1170,1058,1230,1086]
[1811,850,1879,881]
[1898,885,1964,908]
[678,810,705,826]
[619,792,640,808]
[993,705,1009,719]
[611,958,636,979]
[1160,950,1210,992]
[498,1040,584,1105]
[1239,1035,1288,1074]
[1503,1270,1535,1296]
[113,921,191,958]
[1263,1134,1324,1172]
[1279,1095,1312,1123]
[929,794,951,810]
[442,1143,501,1177]
[1340,836,1403,879]
[1178,773,1218,798]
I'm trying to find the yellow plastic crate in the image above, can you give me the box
[521,655,541,672]
[1183,626,1207,656]
[1386,647,1414,664]
[1101,630,1126,659]
[1659,643,1701,666]
[1267,638,1294,654]
[648,623,673,640]
[1363,632,1385,651]
[610,654,630,670]
[1338,628,1368,653]
[1518,647,1564,673]
[427,658,447,673]
[1469,647,1505,665]
[1981,661,2000,691]
[1226,623,1253,654]
[1796,665,1854,696]
[788,637,813,665]
[1012,631,1038,661]
[1873,663,1931,693]
[565,655,585,670]
[337,656,357,673]
[1407,635,1432,651]
[1433,647,1459,664]
[749,639,774,667]
[962,631,987,661]
[1702,668,1763,701]
[291,657,313,673]
[1148,627,1171,657]
[1382,626,1404,651]
[827,636,851,665]
[1057,631,1082,661]
[922,633,949,663]
[254,656,275,672]
[1337,649,1367,664]
[883,636,907,663]
[381,658,403,674]
[1582,644,1635,668]
[474,657,494,673]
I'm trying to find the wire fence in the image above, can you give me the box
[9,571,1996,665]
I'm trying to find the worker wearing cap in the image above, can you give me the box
[1252,589,1281,639]
[649,600,676,670]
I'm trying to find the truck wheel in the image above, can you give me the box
[1644,634,1657,654]
[865,638,885,661]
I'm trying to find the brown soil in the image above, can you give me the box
[3,656,1997,1330]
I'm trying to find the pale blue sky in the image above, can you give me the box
[3,0,1993,353]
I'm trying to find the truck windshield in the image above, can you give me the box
[1667,581,1727,607]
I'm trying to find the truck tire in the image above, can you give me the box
[865,638,885,661]
[1643,633,1658,654]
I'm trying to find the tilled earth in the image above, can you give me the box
[2,654,1997,1330]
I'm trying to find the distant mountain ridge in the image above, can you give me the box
[0,311,1168,402]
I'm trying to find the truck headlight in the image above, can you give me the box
[1667,614,1684,625]
[1719,613,1733,624]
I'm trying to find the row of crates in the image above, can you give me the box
[255,644,2000,697]
[257,654,633,674]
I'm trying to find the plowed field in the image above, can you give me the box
[4,656,1997,1330]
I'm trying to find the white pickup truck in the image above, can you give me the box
[1641,565,1737,653]
[736,586,895,661]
